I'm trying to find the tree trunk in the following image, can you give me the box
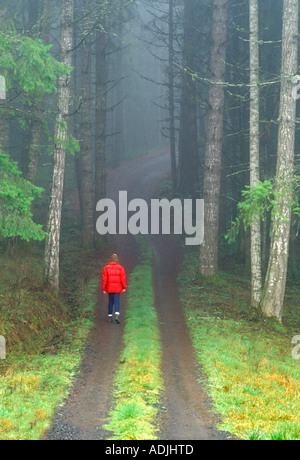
[44,0,74,292]
[249,0,262,307]
[178,0,199,197]
[261,0,298,321]
[73,19,83,216]
[95,17,107,210]
[113,15,125,169]
[199,0,228,276]
[80,0,95,248]
[168,0,177,189]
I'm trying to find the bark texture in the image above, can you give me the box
[168,0,177,189]
[45,0,74,292]
[80,0,95,248]
[261,0,298,320]
[199,0,228,276]
[178,0,199,197]
[249,0,262,307]
[95,18,107,208]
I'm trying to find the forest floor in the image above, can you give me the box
[45,150,229,440]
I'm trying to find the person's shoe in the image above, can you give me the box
[115,314,121,324]
[108,316,113,323]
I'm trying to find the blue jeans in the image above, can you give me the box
[108,293,120,316]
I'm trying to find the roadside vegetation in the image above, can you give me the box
[104,239,163,440]
[178,249,300,440]
[0,241,101,440]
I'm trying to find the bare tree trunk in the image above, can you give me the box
[95,17,107,210]
[168,0,177,189]
[44,0,74,292]
[261,0,298,320]
[249,0,262,307]
[113,16,125,169]
[73,18,83,215]
[199,0,228,276]
[80,0,95,248]
[178,0,199,197]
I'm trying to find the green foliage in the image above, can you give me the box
[226,180,273,243]
[226,177,300,243]
[0,30,69,100]
[0,151,47,241]
[63,132,80,157]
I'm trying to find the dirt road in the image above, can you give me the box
[46,151,226,440]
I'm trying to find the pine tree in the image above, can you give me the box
[45,0,75,292]
[249,0,262,307]
[199,0,228,276]
[261,0,299,321]
[178,0,199,197]
[0,151,46,242]
[80,0,95,249]
[95,9,108,211]
[26,0,53,186]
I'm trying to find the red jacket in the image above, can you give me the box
[102,262,127,294]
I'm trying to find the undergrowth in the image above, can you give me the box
[0,246,100,440]
[104,239,163,440]
[178,249,300,440]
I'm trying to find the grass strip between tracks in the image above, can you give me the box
[104,240,163,440]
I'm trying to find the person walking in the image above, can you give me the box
[102,254,127,323]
